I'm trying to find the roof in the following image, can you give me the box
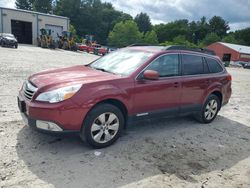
[0,7,69,20]
[127,45,216,57]
[128,46,166,53]
[218,42,250,54]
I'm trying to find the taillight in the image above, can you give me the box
[227,74,232,81]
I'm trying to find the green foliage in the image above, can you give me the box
[160,35,200,48]
[33,0,52,13]
[134,12,152,33]
[54,0,132,44]
[15,0,33,10]
[154,19,189,43]
[209,16,230,38]
[108,20,143,47]
[15,0,52,13]
[234,27,250,46]
[201,32,220,46]
[143,30,158,44]
[154,16,230,47]
[222,34,238,44]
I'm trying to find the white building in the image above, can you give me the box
[0,7,69,45]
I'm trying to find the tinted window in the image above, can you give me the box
[206,58,223,73]
[146,54,179,77]
[182,54,204,75]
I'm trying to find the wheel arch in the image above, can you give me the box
[205,90,223,110]
[81,98,128,131]
[211,90,222,105]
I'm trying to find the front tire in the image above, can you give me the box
[80,104,124,148]
[195,94,221,123]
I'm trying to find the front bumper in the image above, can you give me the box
[20,112,78,134]
[17,93,86,134]
[2,40,17,46]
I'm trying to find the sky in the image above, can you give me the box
[1,0,250,31]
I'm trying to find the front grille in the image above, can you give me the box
[23,81,37,100]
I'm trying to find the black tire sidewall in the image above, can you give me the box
[81,104,124,148]
[201,94,221,123]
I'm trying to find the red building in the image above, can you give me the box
[207,42,250,62]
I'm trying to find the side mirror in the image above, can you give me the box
[143,70,159,80]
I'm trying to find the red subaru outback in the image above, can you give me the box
[18,46,232,148]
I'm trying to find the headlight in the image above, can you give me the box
[36,84,82,103]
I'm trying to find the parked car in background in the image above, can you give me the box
[237,61,248,67]
[18,45,232,148]
[0,33,18,48]
[94,46,108,56]
[230,61,243,68]
[243,62,250,69]
[78,43,89,51]
[87,44,101,53]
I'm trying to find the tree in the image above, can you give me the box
[234,27,250,46]
[15,0,33,10]
[154,19,189,43]
[33,0,52,13]
[222,34,238,44]
[195,17,210,43]
[108,20,143,47]
[134,12,152,33]
[209,16,230,38]
[54,0,132,44]
[143,30,158,45]
[202,32,220,46]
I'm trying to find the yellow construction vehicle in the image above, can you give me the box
[37,29,56,49]
[57,31,77,51]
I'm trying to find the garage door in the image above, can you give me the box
[45,24,63,41]
[11,20,32,44]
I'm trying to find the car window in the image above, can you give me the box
[182,54,204,75]
[146,54,179,77]
[90,49,154,76]
[206,58,223,73]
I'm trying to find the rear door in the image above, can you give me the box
[180,53,211,113]
[133,53,182,117]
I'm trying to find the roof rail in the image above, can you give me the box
[166,45,216,55]
[128,43,154,47]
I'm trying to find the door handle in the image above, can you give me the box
[173,82,180,88]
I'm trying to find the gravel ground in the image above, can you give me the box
[0,45,250,188]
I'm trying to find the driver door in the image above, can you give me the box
[132,53,182,118]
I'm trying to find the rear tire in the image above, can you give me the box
[80,103,124,148]
[194,94,221,124]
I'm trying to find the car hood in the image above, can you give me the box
[29,65,121,89]
[4,37,17,41]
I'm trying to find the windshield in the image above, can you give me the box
[89,49,154,76]
[2,34,15,38]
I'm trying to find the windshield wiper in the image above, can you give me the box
[94,67,116,74]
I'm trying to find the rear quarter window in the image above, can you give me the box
[206,58,223,73]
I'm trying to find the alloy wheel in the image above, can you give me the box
[204,99,218,120]
[91,112,120,144]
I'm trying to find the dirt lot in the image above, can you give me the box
[0,45,250,188]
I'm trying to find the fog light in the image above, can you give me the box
[36,120,63,132]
